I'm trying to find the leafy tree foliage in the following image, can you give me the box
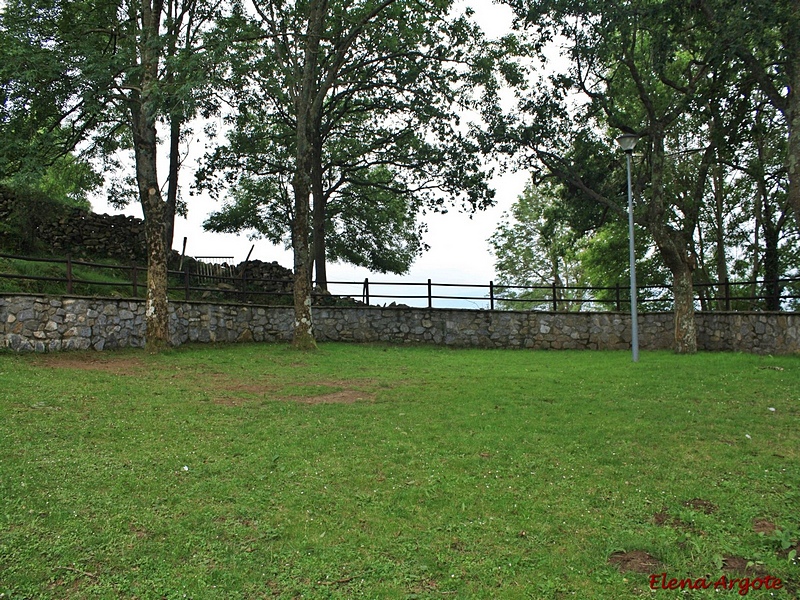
[491,0,799,352]
[490,180,672,312]
[1,0,228,350]
[489,181,587,311]
[2,153,100,210]
[694,0,800,231]
[198,0,513,347]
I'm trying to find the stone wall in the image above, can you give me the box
[0,186,147,262]
[39,210,147,263]
[2,294,798,354]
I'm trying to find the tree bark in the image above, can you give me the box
[292,116,316,349]
[291,165,316,349]
[132,0,170,352]
[290,0,325,351]
[672,265,698,354]
[646,125,697,353]
[131,110,170,351]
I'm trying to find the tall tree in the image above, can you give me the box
[201,0,508,348]
[496,0,726,353]
[694,0,800,231]
[0,0,225,350]
[489,181,587,311]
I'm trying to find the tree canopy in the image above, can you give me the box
[194,0,516,347]
[2,0,797,355]
[487,0,799,352]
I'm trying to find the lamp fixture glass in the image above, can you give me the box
[615,133,639,152]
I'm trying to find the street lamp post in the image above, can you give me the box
[616,133,640,362]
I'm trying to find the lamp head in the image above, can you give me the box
[615,133,639,153]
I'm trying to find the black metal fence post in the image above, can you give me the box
[490,281,494,310]
[615,283,621,311]
[363,278,370,305]
[552,280,557,312]
[427,279,432,308]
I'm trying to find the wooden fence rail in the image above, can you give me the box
[1,253,799,312]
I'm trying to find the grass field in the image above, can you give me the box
[1,344,798,599]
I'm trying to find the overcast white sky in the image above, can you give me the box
[90,0,533,305]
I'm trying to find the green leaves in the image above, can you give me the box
[199,0,507,280]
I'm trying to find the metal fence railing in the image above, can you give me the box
[1,253,799,312]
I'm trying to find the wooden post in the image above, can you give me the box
[66,254,73,294]
[132,265,138,297]
[184,262,190,301]
[724,277,731,311]
[363,278,369,305]
[179,236,187,271]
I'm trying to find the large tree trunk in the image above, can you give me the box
[652,226,698,354]
[292,121,315,350]
[646,125,698,353]
[132,109,170,352]
[291,167,316,350]
[133,0,170,353]
[672,265,697,354]
[290,0,324,351]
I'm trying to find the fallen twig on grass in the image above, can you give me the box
[317,576,355,586]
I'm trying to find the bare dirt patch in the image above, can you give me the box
[212,379,378,405]
[34,354,146,376]
[753,518,777,535]
[608,550,663,574]
[721,555,763,575]
[653,509,671,526]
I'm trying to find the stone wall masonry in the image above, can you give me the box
[2,294,798,354]
[0,188,147,262]
[38,209,147,263]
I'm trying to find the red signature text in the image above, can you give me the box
[649,573,783,596]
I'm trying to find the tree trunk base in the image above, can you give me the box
[145,337,170,354]
[292,329,318,351]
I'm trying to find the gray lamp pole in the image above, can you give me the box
[616,133,640,362]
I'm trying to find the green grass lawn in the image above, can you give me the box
[0,344,798,599]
